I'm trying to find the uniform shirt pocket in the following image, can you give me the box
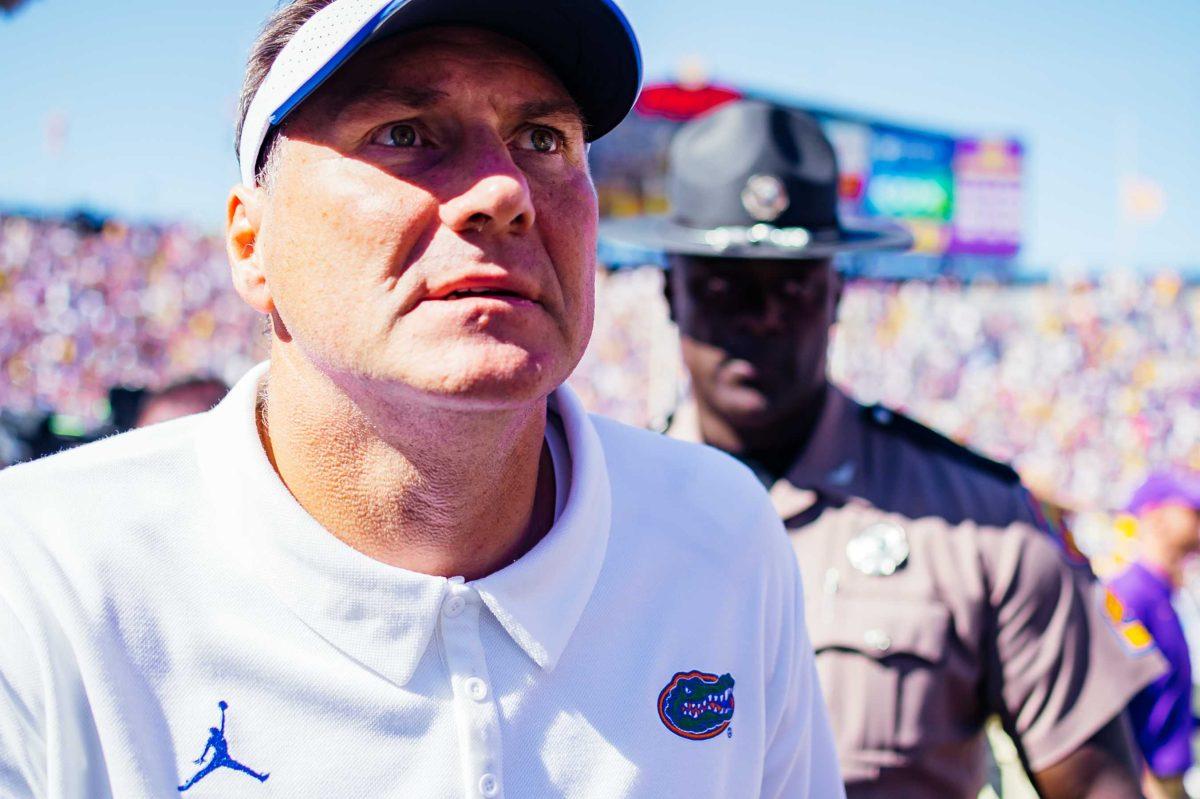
[809,598,952,762]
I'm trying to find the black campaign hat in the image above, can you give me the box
[602,99,912,259]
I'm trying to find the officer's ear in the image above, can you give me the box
[662,256,679,323]
[830,262,845,313]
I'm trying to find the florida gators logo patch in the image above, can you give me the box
[658,671,735,740]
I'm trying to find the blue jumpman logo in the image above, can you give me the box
[178,701,269,792]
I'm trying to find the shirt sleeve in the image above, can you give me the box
[1117,590,1193,777]
[756,498,845,799]
[981,497,1166,773]
[0,591,46,799]
[1127,665,1194,777]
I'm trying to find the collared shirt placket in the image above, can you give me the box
[440,576,505,799]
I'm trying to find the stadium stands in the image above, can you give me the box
[3,211,1198,517]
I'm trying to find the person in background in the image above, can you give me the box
[134,377,229,428]
[1107,471,1200,799]
[604,98,1165,798]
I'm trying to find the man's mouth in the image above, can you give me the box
[721,359,760,385]
[443,287,528,300]
[424,274,541,306]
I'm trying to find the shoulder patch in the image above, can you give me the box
[1100,589,1158,656]
[1025,494,1091,569]
[861,405,1020,484]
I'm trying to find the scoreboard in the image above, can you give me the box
[818,114,1022,258]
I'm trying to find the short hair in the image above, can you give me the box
[236,0,337,186]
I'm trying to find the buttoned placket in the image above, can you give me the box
[440,577,505,799]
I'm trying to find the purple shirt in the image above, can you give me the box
[1107,561,1194,776]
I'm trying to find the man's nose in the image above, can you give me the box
[440,146,536,237]
[743,294,789,336]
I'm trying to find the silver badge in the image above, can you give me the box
[740,174,789,222]
[846,522,909,576]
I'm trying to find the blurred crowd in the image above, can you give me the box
[573,268,1200,521]
[4,211,1199,519]
[0,213,263,427]
[831,274,1200,512]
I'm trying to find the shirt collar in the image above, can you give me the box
[474,385,611,671]
[665,384,867,521]
[778,385,869,503]
[197,362,611,687]
[1132,560,1176,597]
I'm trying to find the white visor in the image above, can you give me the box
[237,0,642,186]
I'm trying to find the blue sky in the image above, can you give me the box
[1,0,1197,268]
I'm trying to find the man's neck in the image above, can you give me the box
[258,348,556,581]
[694,383,829,480]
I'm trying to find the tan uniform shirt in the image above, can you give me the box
[671,385,1164,798]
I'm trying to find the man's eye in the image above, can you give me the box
[517,126,562,153]
[782,279,817,302]
[375,124,422,148]
[702,276,731,297]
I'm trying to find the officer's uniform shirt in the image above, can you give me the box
[671,385,1164,798]
[0,363,843,799]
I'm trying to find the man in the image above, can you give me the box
[1107,471,1200,799]
[604,99,1165,798]
[0,5,840,798]
[134,377,230,428]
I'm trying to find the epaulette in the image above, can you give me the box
[861,404,1020,485]
[1027,494,1092,569]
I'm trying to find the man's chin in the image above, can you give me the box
[390,347,569,409]
[710,385,776,421]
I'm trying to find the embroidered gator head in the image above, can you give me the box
[658,671,735,740]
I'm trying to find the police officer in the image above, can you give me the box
[604,99,1165,798]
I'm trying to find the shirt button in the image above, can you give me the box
[443,596,466,618]
[864,629,891,652]
[479,773,500,797]
[465,677,489,702]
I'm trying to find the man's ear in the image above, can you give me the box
[830,262,846,313]
[226,184,273,316]
[662,273,678,323]
[661,256,680,323]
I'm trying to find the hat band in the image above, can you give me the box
[691,223,812,253]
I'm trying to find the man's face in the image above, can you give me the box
[1149,502,1200,555]
[252,27,596,408]
[667,256,840,429]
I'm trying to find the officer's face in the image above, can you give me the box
[667,255,840,428]
[235,27,596,410]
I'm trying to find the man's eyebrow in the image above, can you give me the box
[516,99,587,129]
[331,85,451,122]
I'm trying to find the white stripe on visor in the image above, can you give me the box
[238,0,407,187]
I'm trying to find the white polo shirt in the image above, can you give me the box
[0,364,841,798]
